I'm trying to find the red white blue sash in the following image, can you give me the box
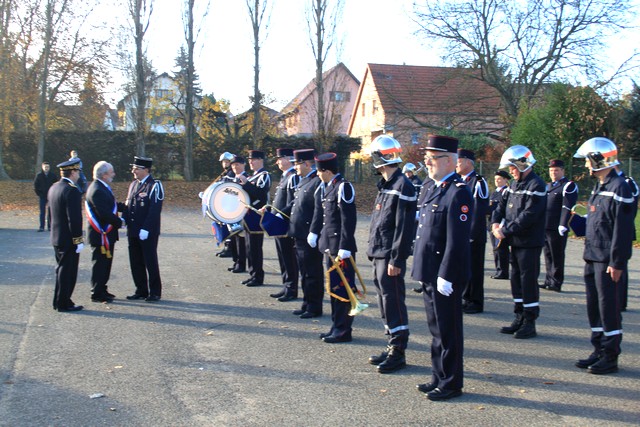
[85,199,117,258]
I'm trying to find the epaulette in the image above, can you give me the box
[455,182,467,188]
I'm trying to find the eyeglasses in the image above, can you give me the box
[423,154,448,162]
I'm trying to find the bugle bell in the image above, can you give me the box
[325,255,368,316]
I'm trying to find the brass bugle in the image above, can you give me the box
[326,255,368,316]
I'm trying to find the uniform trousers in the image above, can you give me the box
[372,257,409,349]
[128,234,162,297]
[245,232,264,283]
[275,236,298,296]
[619,268,629,310]
[39,196,51,230]
[543,230,568,288]
[325,254,355,338]
[584,261,623,358]
[462,239,486,307]
[491,234,510,277]
[422,280,464,391]
[510,246,541,320]
[90,242,116,297]
[294,238,324,314]
[231,234,246,270]
[53,245,80,309]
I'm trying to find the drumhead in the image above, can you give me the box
[202,182,249,223]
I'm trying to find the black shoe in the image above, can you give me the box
[323,335,352,343]
[145,295,161,302]
[500,314,523,334]
[278,294,297,302]
[105,292,116,299]
[369,346,392,365]
[245,280,263,287]
[58,305,83,312]
[126,294,147,300]
[538,282,548,289]
[227,266,235,271]
[426,388,463,401]
[463,303,483,314]
[270,291,285,298]
[575,352,600,369]
[232,268,246,273]
[413,286,424,293]
[37,228,44,232]
[417,383,437,394]
[299,311,321,319]
[241,277,253,285]
[292,309,305,316]
[514,319,537,339]
[319,331,334,339]
[91,296,114,303]
[377,347,406,373]
[587,357,618,375]
[216,249,232,258]
[491,274,508,280]
[547,284,562,292]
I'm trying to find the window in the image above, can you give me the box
[361,103,365,117]
[331,91,350,102]
[155,89,173,99]
[412,133,419,145]
[372,100,378,114]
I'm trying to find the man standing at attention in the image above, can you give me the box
[412,135,471,401]
[491,145,547,339]
[85,161,122,303]
[366,135,416,374]
[489,170,511,280]
[121,156,164,302]
[540,159,578,292]
[34,161,58,232]
[48,158,84,312]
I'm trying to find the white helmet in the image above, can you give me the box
[573,137,619,171]
[402,163,416,174]
[499,145,536,173]
[370,135,402,168]
[219,152,234,162]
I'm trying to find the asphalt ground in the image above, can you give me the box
[0,207,639,426]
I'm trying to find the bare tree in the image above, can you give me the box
[412,0,638,125]
[0,0,15,179]
[246,0,270,149]
[306,0,343,151]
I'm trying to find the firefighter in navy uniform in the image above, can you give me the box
[412,135,471,401]
[614,165,638,311]
[48,159,85,312]
[456,148,490,314]
[224,156,248,274]
[280,149,324,318]
[268,148,300,301]
[402,163,423,193]
[541,159,578,292]
[236,150,271,287]
[573,137,634,375]
[216,152,236,258]
[491,145,546,339]
[489,170,511,280]
[366,135,417,373]
[315,152,358,343]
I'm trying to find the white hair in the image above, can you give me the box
[93,161,113,180]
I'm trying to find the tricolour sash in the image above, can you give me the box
[85,199,117,258]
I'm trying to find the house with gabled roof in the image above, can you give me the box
[348,63,505,154]
[277,62,360,137]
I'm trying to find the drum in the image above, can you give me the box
[200,182,250,224]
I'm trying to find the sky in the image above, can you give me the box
[103,0,640,115]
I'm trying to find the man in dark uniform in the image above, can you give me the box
[280,148,324,319]
[491,145,546,339]
[573,137,634,375]
[366,135,416,373]
[69,150,87,194]
[216,152,235,258]
[85,161,122,303]
[268,148,300,301]
[456,148,489,314]
[224,156,247,274]
[237,150,271,287]
[614,165,638,311]
[34,161,58,232]
[121,156,164,302]
[540,159,578,292]
[412,135,471,401]
[48,159,84,312]
[402,163,423,193]
[315,152,358,343]
[489,170,511,280]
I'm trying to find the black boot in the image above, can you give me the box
[575,351,601,369]
[377,347,406,373]
[500,313,523,334]
[368,345,392,365]
[587,356,618,375]
[514,319,537,339]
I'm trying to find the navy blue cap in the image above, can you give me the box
[130,156,153,169]
[420,135,459,153]
[276,148,294,158]
[495,170,511,179]
[231,156,246,164]
[294,149,315,162]
[315,152,338,173]
[57,158,81,170]
[248,150,265,159]
[548,159,565,168]
[457,148,475,161]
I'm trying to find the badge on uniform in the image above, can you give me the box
[375,203,381,210]
[140,192,147,197]
[508,203,513,208]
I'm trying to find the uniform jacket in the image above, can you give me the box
[242,167,271,209]
[48,178,83,248]
[619,171,638,241]
[584,169,635,268]
[121,175,164,237]
[545,177,578,230]
[411,173,473,285]
[491,170,547,248]
[34,171,58,199]
[366,168,417,264]
[283,170,322,239]
[85,180,122,247]
[316,174,357,255]
[489,185,508,218]
[461,170,489,242]
[272,167,299,212]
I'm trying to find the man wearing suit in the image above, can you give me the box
[456,148,489,314]
[85,161,122,303]
[413,135,472,401]
[121,156,164,302]
[48,159,85,312]
[34,161,58,232]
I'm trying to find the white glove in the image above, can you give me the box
[338,249,351,260]
[558,225,568,236]
[307,232,318,248]
[75,243,84,254]
[139,229,149,240]
[436,277,453,296]
[121,218,126,228]
[275,213,283,219]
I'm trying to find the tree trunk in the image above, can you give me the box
[250,0,262,149]
[134,0,147,156]
[0,0,14,179]
[183,0,195,181]
[36,0,54,173]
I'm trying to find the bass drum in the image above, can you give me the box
[200,181,250,224]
